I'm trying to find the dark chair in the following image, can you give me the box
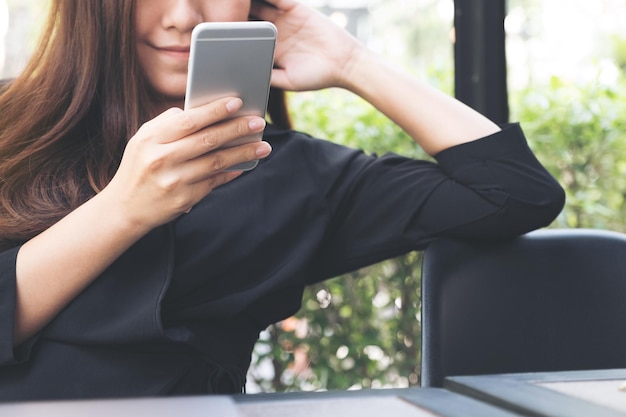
[420,228,626,387]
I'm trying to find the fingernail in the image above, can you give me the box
[226,98,243,112]
[249,118,266,131]
[256,142,272,158]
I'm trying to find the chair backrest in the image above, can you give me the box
[420,228,626,387]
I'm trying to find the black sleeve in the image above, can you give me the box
[0,246,38,366]
[426,123,565,239]
[310,123,565,279]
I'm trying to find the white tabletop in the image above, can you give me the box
[539,379,626,413]
[0,395,240,417]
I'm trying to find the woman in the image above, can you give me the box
[0,0,564,400]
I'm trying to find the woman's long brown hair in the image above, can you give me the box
[0,1,291,251]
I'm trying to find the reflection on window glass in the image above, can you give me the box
[506,0,626,89]
[0,0,7,76]
[1,0,46,78]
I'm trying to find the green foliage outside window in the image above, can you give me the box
[513,74,626,230]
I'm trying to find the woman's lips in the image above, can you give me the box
[155,45,191,60]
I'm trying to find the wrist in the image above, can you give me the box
[94,186,155,240]
[335,45,364,91]
[336,47,386,98]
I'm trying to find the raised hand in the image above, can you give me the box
[250,0,365,92]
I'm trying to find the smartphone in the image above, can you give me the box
[184,21,277,171]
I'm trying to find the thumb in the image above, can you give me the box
[270,68,293,90]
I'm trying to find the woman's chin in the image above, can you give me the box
[151,85,186,109]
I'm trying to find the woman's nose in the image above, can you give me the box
[161,0,250,31]
[161,0,204,33]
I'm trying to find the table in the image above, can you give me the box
[0,395,240,417]
[0,387,522,417]
[234,387,522,417]
[446,368,626,417]
[5,369,626,416]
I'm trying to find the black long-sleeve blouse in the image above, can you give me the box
[0,123,565,401]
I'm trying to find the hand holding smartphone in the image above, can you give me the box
[185,22,277,171]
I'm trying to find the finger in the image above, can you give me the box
[154,107,185,121]
[197,170,244,196]
[138,97,244,144]
[270,68,293,90]
[177,115,267,161]
[186,141,272,183]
